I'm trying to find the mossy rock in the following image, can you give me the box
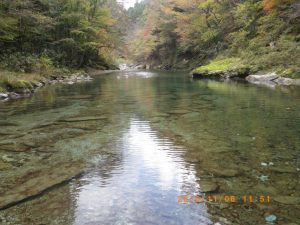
[192,58,244,73]
[192,58,251,79]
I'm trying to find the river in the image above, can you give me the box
[0,70,300,225]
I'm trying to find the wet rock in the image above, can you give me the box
[31,81,44,88]
[200,181,218,193]
[14,88,32,94]
[8,92,20,99]
[58,116,107,122]
[0,93,8,99]
[273,196,300,205]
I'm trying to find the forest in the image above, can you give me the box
[0,0,127,92]
[127,0,300,77]
[0,0,300,92]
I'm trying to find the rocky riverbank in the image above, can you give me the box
[192,69,300,87]
[0,73,93,101]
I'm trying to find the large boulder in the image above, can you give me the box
[246,73,300,86]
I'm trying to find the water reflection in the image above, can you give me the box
[72,119,211,225]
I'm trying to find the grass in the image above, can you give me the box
[0,71,42,90]
[0,66,84,92]
[192,58,246,74]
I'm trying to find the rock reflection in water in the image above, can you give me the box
[72,119,212,225]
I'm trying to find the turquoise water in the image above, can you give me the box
[0,71,300,225]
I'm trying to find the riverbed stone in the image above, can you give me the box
[254,184,278,195]
[0,160,13,170]
[201,181,218,192]
[1,155,15,163]
[269,166,297,173]
[273,196,300,205]
[210,168,240,177]
[265,214,277,223]
[0,162,84,210]
[0,140,16,146]
[0,121,19,126]
[58,116,107,122]
[168,109,190,115]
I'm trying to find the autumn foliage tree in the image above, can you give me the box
[126,0,300,76]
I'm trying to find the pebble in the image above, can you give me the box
[2,155,15,162]
[265,214,277,223]
[261,162,274,167]
[259,175,269,182]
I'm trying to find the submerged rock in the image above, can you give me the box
[269,166,297,173]
[58,116,107,122]
[0,121,19,126]
[210,168,240,177]
[0,161,12,170]
[168,110,190,115]
[274,196,300,205]
[0,162,84,210]
[200,181,218,193]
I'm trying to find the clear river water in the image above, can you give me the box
[0,70,300,225]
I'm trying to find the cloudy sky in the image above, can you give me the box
[122,0,141,9]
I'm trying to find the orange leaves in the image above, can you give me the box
[263,0,276,12]
[263,0,297,12]
[143,24,152,38]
